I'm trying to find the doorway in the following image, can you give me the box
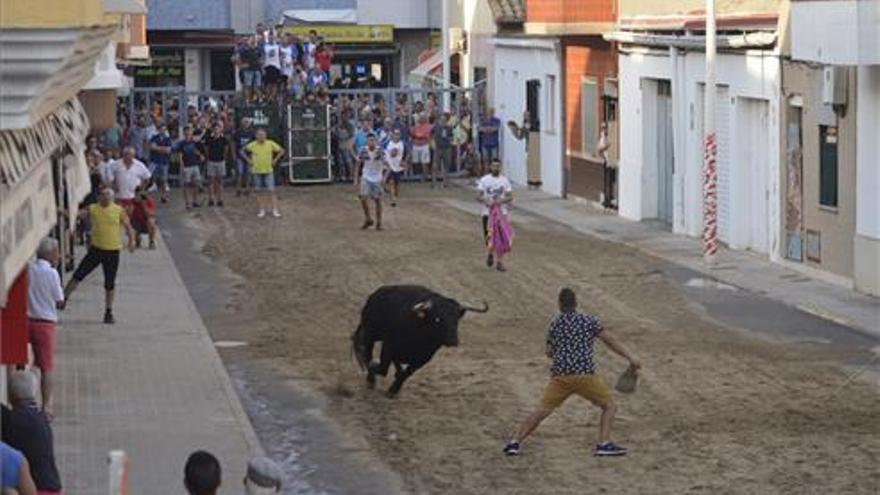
[656,81,674,223]
[736,97,771,252]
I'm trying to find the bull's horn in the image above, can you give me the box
[412,300,433,312]
[461,301,489,313]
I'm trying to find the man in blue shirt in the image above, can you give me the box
[148,123,174,203]
[174,125,206,209]
[1,441,37,493]
[353,119,371,153]
[503,288,641,457]
[479,107,502,170]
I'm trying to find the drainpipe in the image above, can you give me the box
[670,45,681,231]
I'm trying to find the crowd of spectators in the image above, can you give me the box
[233,24,335,104]
[328,92,501,184]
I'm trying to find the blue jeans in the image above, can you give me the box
[481,145,499,162]
[242,69,262,89]
[253,172,275,190]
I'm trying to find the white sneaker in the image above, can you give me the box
[272,209,281,218]
[257,209,266,218]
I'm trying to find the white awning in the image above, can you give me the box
[280,9,357,25]
[1,98,92,302]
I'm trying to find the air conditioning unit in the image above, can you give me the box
[822,66,847,106]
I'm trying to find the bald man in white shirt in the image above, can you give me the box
[27,238,65,417]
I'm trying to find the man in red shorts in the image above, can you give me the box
[26,238,65,418]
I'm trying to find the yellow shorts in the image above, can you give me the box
[541,374,611,409]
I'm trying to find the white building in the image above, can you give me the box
[613,34,781,256]
[493,37,565,196]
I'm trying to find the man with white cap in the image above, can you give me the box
[244,456,283,494]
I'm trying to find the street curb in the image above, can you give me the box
[446,179,879,338]
[155,231,266,456]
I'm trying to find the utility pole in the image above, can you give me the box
[441,0,451,111]
[702,0,718,262]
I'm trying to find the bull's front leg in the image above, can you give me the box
[367,342,393,389]
[386,362,419,399]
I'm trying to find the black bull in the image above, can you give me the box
[351,285,489,397]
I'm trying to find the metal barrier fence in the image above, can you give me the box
[326,82,487,181]
[118,81,488,184]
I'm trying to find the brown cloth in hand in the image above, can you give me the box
[615,365,639,394]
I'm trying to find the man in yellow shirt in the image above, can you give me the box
[243,128,286,218]
[64,188,135,324]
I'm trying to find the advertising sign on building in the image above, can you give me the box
[135,48,184,87]
[282,25,394,44]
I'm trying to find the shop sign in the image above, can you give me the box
[282,24,394,44]
[135,48,184,83]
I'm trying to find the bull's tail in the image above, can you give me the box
[351,323,369,371]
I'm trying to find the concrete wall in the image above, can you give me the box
[781,61,857,280]
[789,0,880,65]
[358,0,430,28]
[230,0,263,33]
[619,0,780,18]
[854,65,880,295]
[494,38,564,196]
[146,0,231,30]
[618,48,781,256]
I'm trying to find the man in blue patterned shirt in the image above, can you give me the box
[504,288,641,457]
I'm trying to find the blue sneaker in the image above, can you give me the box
[503,441,521,456]
[595,442,627,457]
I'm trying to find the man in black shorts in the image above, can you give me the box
[64,188,135,324]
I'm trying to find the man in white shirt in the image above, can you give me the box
[476,159,513,269]
[356,133,388,230]
[384,129,406,207]
[27,237,65,417]
[109,146,151,214]
[303,29,318,70]
[262,33,283,100]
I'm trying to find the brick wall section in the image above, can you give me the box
[564,37,616,200]
[526,0,615,23]
[564,38,616,153]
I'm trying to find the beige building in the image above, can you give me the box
[782,0,880,295]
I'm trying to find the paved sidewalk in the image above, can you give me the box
[52,236,261,493]
[449,181,879,337]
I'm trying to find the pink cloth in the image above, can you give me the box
[487,204,514,256]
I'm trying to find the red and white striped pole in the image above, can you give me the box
[703,0,718,262]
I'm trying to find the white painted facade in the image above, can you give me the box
[853,67,880,294]
[492,38,565,196]
[618,47,781,257]
[790,0,879,66]
[357,0,437,28]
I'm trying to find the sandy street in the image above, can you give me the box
[184,182,879,495]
